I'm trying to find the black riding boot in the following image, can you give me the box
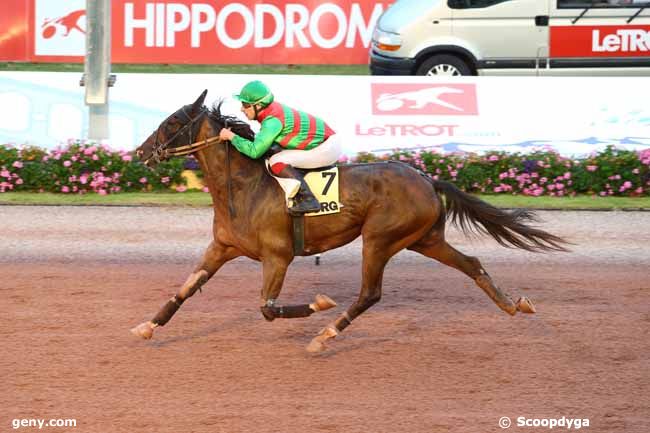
[277,165,321,215]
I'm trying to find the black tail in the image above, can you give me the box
[433,180,569,252]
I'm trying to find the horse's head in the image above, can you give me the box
[136,89,208,167]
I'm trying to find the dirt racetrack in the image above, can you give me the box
[2,205,649,433]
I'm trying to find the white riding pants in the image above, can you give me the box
[269,134,342,169]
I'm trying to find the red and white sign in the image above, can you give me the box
[371,83,478,116]
[551,25,650,58]
[34,0,86,56]
[1,0,389,64]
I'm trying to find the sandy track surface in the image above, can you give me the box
[2,206,649,433]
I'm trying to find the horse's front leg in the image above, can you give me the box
[131,240,242,339]
[259,256,336,322]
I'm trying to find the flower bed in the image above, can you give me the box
[0,141,185,194]
[1,141,649,196]
[349,146,650,197]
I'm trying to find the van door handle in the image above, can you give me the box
[535,15,549,26]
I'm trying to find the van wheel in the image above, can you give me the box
[416,54,472,76]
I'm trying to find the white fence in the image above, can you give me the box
[1,72,649,156]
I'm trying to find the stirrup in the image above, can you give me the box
[289,195,321,215]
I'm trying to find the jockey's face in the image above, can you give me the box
[241,102,258,120]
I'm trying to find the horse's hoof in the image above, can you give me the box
[130,321,155,339]
[313,294,337,312]
[306,338,327,353]
[516,297,536,314]
[306,326,338,352]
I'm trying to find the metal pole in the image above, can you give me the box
[85,0,111,140]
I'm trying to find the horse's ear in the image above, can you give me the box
[192,89,208,111]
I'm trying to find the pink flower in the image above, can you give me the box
[79,175,88,185]
[98,189,107,196]
[92,155,99,160]
[160,177,170,184]
[623,181,632,189]
[139,177,147,184]
[12,161,23,168]
[175,186,187,192]
[0,170,10,178]
[202,187,209,193]
[122,155,132,162]
[15,178,23,185]
[61,186,70,193]
[63,160,72,167]
[83,146,97,155]
[563,172,571,179]
[635,187,643,194]
[555,183,564,190]
[488,155,499,161]
[632,168,640,174]
[586,165,598,172]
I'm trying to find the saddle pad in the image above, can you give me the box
[304,167,341,217]
[265,161,342,217]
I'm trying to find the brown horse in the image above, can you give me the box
[130,90,568,352]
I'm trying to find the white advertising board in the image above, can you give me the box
[1,72,649,156]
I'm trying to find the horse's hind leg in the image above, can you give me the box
[130,240,242,339]
[409,239,535,315]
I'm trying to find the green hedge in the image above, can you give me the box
[2,141,649,197]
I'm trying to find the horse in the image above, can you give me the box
[130,90,569,352]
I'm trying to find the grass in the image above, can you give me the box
[2,192,649,210]
[0,62,369,75]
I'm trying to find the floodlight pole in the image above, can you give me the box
[84,0,113,140]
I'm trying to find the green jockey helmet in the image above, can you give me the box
[234,80,274,107]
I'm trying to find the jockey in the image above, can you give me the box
[219,80,341,215]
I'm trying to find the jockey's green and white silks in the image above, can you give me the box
[231,102,335,159]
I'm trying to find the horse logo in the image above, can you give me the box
[41,9,86,39]
[34,0,86,56]
[371,83,479,116]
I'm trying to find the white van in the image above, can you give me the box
[370,0,650,76]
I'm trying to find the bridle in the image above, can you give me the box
[147,103,236,218]
[147,105,220,165]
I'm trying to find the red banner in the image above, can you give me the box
[550,25,650,58]
[0,0,31,61]
[2,0,388,64]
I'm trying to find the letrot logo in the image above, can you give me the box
[371,83,478,116]
[35,0,86,56]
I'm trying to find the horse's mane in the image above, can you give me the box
[207,100,255,142]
